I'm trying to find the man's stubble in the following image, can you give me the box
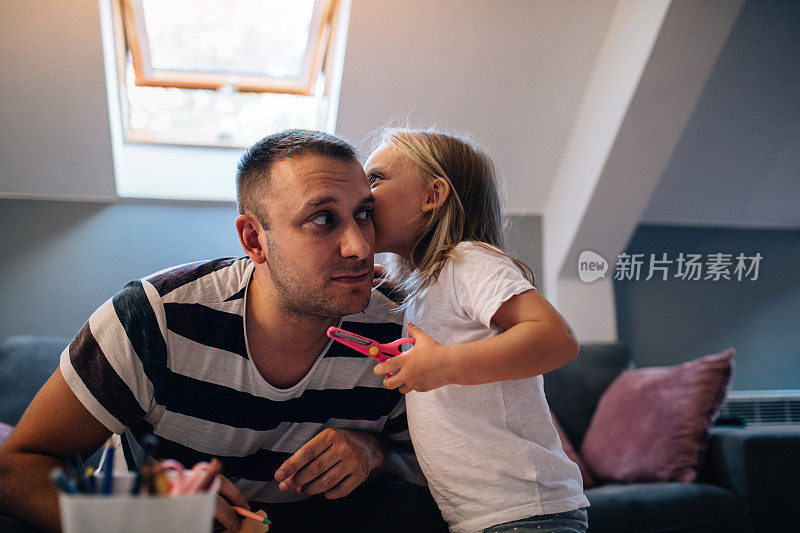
[264,233,372,320]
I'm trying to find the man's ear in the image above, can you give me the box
[236,214,267,264]
[421,178,450,213]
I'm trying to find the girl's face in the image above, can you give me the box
[364,144,431,259]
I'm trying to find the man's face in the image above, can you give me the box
[259,154,375,318]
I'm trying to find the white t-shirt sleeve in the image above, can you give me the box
[452,243,536,330]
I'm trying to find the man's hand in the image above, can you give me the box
[214,474,251,532]
[274,429,382,499]
[374,323,455,393]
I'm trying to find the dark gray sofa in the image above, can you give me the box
[544,343,800,533]
[2,337,799,532]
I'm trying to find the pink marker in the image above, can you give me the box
[326,326,415,377]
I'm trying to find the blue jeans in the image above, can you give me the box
[483,508,589,533]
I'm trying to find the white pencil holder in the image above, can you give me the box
[58,473,219,533]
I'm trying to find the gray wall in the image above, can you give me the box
[0,0,116,199]
[0,199,242,339]
[0,198,542,340]
[642,0,800,228]
[504,214,544,292]
[614,224,800,391]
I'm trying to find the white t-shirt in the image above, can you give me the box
[404,242,589,533]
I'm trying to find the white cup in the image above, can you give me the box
[58,473,220,533]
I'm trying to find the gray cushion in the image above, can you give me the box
[0,335,70,425]
[544,343,630,448]
[586,482,753,532]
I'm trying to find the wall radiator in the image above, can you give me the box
[719,390,800,426]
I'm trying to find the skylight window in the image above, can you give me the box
[113,0,343,148]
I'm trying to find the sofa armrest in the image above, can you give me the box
[0,336,70,425]
[700,426,800,532]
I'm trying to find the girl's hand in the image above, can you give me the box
[373,323,455,393]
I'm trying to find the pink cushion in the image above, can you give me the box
[580,349,734,483]
[551,413,596,488]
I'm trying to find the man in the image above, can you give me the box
[0,130,444,532]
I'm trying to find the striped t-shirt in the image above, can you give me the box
[60,257,408,504]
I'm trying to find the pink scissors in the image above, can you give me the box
[327,326,415,377]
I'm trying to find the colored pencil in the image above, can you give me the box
[132,433,159,495]
[67,454,94,494]
[50,468,79,494]
[101,440,115,495]
[232,506,271,525]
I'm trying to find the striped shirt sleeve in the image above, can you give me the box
[380,396,409,442]
[60,280,167,434]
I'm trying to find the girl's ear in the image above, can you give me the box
[421,178,450,213]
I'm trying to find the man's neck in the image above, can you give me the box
[245,269,339,387]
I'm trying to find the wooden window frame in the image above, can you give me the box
[118,0,339,96]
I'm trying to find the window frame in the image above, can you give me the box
[98,0,351,200]
[118,0,339,96]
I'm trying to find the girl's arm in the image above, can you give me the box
[374,289,579,393]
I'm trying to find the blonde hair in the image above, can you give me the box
[378,128,535,311]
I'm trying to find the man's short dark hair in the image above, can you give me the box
[236,129,360,228]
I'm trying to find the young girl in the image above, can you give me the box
[364,129,590,533]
